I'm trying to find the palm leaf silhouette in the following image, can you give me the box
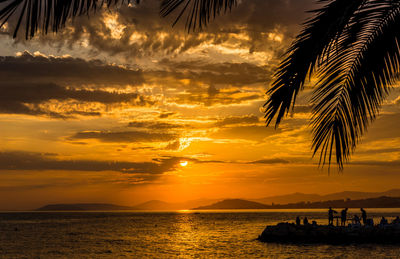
[0,0,138,39]
[160,0,237,31]
[265,0,400,169]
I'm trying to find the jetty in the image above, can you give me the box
[258,223,400,244]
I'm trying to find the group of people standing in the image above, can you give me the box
[328,207,367,226]
[295,208,400,227]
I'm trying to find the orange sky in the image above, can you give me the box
[1,0,400,210]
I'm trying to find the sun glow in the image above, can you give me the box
[180,161,188,167]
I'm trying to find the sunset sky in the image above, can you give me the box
[2,0,400,210]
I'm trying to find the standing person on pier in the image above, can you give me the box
[341,208,348,226]
[360,208,367,225]
[328,207,337,226]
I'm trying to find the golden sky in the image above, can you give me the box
[1,0,400,210]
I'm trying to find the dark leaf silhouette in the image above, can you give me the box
[264,0,400,169]
[0,0,139,39]
[160,0,237,31]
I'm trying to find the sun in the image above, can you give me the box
[180,161,188,167]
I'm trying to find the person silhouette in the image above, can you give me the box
[296,216,301,226]
[328,207,337,226]
[341,208,348,226]
[379,216,388,226]
[303,217,309,225]
[360,208,367,225]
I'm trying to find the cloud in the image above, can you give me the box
[357,147,400,155]
[156,59,272,87]
[249,158,290,164]
[0,151,225,176]
[167,85,263,107]
[350,160,400,167]
[1,82,145,104]
[211,125,280,141]
[0,51,144,86]
[128,121,184,129]
[0,151,183,180]
[70,130,178,143]
[214,115,260,127]
[3,0,315,64]
[159,111,176,118]
[0,51,268,114]
[164,140,181,150]
[292,104,312,114]
[0,0,320,113]
[0,82,155,118]
[0,51,161,118]
[362,113,400,142]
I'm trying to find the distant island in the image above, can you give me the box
[129,199,221,211]
[251,189,400,205]
[193,199,270,210]
[193,196,400,210]
[34,189,400,211]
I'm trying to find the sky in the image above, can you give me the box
[1,0,400,210]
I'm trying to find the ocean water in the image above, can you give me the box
[1,209,400,258]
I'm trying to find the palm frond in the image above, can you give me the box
[311,1,400,169]
[160,0,237,31]
[0,0,137,39]
[264,0,367,127]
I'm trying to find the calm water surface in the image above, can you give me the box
[1,209,400,258]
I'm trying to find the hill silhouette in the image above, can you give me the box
[36,199,221,211]
[252,189,400,205]
[267,196,400,209]
[132,189,400,210]
[131,199,220,210]
[195,196,400,210]
[193,199,270,210]
[35,189,400,211]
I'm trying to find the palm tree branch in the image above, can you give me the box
[0,0,137,39]
[311,1,400,169]
[160,0,237,32]
[264,0,367,128]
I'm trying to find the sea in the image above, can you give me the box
[1,209,400,258]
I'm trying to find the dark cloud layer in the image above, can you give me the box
[351,160,400,167]
[250,158,290,164]
[6,0,315,59]
[0,151,183,182]
[0,51,144,86]
[211,125,280,141]
[170,85,263,107]
[71,130,178,143]
[126,115,261,134]
[0,0,320,117]
[0,52,268,116]
[215,115,260,127]
[0,52,157,117]
[0,82,155,118]
[0,151,224,178]
[128,121,184,129]
[156,60,271,87]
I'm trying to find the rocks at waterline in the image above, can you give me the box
[258,223,400,244]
